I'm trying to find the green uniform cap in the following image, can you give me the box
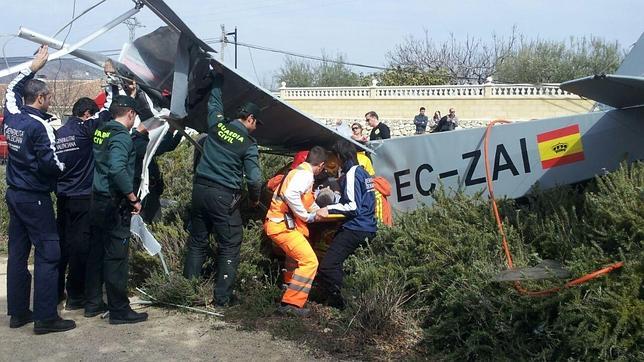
[112,95,139,113]
[239,102,263,125]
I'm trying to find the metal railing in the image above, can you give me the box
[279,83,578,99]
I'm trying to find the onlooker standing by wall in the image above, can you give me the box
[433,108,459,132]
[350,122,368,144]
[366,111,390,141]
[430,110,441,132]
[413,107,429,134]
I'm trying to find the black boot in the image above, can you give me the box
[214,255,240,306]
[9,310,33,328]
[84,303,108,318]
[65,298,86,311]
[109,309,148,325]
[277,303,311,317]
[33,317,76,335]
[326,292,346,310]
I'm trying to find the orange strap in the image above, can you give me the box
[483,120,623,297]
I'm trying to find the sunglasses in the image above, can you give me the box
[352,127,361,131]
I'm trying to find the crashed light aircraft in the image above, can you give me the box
[3,0,643,213]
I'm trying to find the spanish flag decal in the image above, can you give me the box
[537,124,585,169]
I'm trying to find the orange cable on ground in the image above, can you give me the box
[482,120,624,297]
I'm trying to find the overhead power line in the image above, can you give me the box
[204,38,388,71]
[4,31,483,81]
[53,0,107,38]
[203,38,480,80]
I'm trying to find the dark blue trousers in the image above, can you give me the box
[317,228,375,294]
[56,195,91,305]
[5,189,60,321]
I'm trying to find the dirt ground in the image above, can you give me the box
[0,256,331,361]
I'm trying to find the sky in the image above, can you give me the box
[1,0,643,88]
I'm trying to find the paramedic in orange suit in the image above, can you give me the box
[264,146,328,316]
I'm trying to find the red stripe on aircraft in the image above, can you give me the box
[540,152,585,169]
[537,124,580,143]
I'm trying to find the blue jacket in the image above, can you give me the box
[3,69,64,192]
[327,159,377,233]
[56,85,117,197]
[414,114,428,127]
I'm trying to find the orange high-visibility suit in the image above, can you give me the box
[264,162,318,308]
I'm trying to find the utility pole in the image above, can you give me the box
[220,24,226,61]
[123,17,144,42]
[226,27,238,69]
[219,25,239,68]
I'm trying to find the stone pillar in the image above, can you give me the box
[280,81,287,99]
[483,78,493,98]
[369,78,378,98]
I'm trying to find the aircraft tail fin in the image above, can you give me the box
[560,32,644,109]
[616,32,644,77]
[560,74,644,109]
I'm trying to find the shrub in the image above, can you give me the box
[133,143,284,315]
[341,162,643,360]
[131,139,642,360]
[143,271,212,307]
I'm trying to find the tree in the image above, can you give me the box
[386,28,518,84]
[275,52,363,87]
[387,29,624,84]
[494,36,623,83]
[316,54,363,87]
[374,67,451,86]
[275,57,316,87]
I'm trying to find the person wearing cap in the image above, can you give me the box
[85,93,147,324]
[3,45,76,334]
[183,65,263,307]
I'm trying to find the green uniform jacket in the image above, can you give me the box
[92,120,136,197]
[195,74,262,201]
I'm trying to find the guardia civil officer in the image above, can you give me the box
[85,94,148,324]
[4,45,76,334]
[183,62,263,307]
[55,63,119,310]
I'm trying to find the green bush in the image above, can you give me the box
[133,143,284,314]
[138,141,642,360]
[143,271,212,307]
[341,162,643,360]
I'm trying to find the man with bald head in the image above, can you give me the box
[4,45,76,334]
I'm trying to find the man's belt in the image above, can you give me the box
[194,176,240,194]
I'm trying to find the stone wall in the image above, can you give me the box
[281,83,594,132]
